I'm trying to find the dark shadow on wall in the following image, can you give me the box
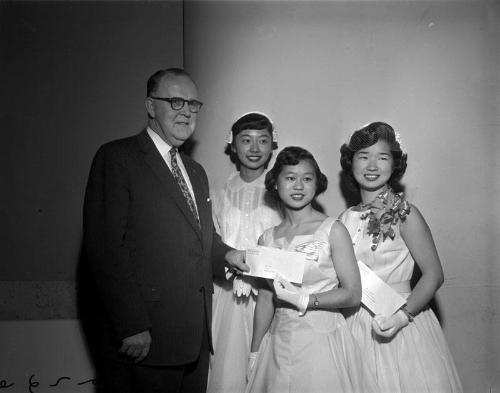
[410,264,443,325]
[76,243,100,386]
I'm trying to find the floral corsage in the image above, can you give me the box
[359,188,411,251]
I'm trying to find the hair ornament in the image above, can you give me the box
[394,131,403,149]
[225,111,277,144]
[346,121,403,152]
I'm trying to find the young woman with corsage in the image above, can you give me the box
[339,122,463,393]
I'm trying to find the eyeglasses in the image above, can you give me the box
[149,96,203,113]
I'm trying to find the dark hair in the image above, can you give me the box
[229,112,277,149]
[265,146,328,200]
[147,68,194,97]
[340,122,407,188]
[226,112,277,166]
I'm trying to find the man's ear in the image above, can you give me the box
[145,98,155,118]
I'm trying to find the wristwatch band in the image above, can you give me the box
[312,294,320,310]
[400,306,415,322]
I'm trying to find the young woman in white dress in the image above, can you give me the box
[207,112,282,393]
[246,146,378,393]
[339,122,463,393]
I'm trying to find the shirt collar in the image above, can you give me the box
[147,127,175,157]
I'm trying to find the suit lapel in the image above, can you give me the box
[137,131,202,240]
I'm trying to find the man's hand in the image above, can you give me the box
[119,330,151,363]
[225,249,250,274]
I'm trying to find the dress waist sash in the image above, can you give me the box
[389,280,411,294]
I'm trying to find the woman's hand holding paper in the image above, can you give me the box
[246,351,258,381]
[372,310,409,338]
[273,274,309,315]
[233,276,252,297]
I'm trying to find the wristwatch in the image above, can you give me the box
[312,294,320,310]
[400,306,415,322]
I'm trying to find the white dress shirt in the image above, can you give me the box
[147,128,198,213]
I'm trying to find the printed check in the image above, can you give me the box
[358,260,407,317]
[244,246,307,284]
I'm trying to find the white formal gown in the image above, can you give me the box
[246,217,379,393]
[207,172,281,393]
[341,204,463,393]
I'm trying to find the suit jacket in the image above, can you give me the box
[83,130,230,366]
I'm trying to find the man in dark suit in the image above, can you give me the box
[83,68,248,393]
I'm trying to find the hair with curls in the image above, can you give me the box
[339,122,407,189]
[265,146,328,200]
[146,68,194,97]
[230,112,277,150]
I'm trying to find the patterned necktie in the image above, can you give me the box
[169,148,200,227]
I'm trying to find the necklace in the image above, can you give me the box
[358,188,411,251]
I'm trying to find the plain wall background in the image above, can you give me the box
[1,1,183,390]
[184,1,499,391]
[1,0,498,391]
[0,0,183,318]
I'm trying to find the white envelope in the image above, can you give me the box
[358,261,407,317]
[244,246,307,284]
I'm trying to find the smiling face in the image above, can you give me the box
[232,128,273,175]
[276,159,317,210]
[145,74,198,147]
[352,139,394,198]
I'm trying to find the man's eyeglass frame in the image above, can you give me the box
[149,96,203,113]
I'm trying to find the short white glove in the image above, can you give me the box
[273,274,309,315]
[233,276,252,297]
[372,310,409,338]
[246,351,258,382]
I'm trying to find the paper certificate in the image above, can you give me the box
[358,261,407,317]
[244,246,307,284]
